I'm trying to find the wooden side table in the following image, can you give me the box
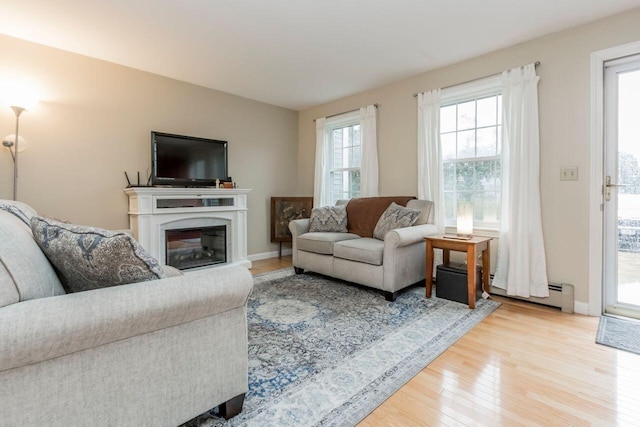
[425,235,492,309]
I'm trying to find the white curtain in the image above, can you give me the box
[492,64,549,297]
[313,117,327,208]
[359,105,379,197]
[417,89,445,233]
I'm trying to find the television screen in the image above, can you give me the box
[151,131,228,186]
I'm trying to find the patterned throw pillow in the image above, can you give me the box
[31,216,166,293]
[308,205,348,233]
[373,202,421,240]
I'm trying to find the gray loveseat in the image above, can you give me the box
[289,197,438,301]
[0,200,253,426]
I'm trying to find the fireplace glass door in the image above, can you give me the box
[165,226,227,270]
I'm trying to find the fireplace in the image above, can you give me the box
[165,225,227,270]
[124,187,251,271]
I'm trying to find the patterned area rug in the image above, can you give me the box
[184,269,500,427]
[596,315,640,355]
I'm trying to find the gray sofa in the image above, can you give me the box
[0,200,253,427]
[289,197,438,301]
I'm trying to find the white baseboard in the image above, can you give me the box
[248,248,292,262]
[574,301,591,316]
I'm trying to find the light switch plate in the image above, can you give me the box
[560,167,578,181]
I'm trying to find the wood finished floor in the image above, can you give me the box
[250,256,640,426]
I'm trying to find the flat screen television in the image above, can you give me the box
[151,131,228,187]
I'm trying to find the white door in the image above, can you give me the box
[603,55,640,318]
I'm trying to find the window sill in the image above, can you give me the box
[444,226,499,239]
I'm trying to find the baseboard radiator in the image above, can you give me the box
[489,282,574,314]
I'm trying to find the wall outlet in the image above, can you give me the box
[560,167,578,181]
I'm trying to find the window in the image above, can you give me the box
[440,93,502,229]
[326,113,361,204]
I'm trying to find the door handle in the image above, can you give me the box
[605,175,626,201]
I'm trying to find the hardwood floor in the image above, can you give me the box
[250,257,640,426]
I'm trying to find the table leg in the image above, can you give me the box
[443,249,450,265]
[482,246,490,293]
[426,240,434,298]
[467,245,476,309]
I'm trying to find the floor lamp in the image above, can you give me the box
[2,106,26,201]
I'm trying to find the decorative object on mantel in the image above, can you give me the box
[270,197,313,257]
[180,269,500,426]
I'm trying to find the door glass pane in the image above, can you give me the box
[617,68,640,306]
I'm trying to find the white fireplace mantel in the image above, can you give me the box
[124,187,252,270]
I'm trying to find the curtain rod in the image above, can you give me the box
[313,103,378,122]
[412,61,540,98]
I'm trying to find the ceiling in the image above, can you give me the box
[1,0,639,110]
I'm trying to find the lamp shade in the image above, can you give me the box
[0,80,39,111]
[456,201,473,237]
[3,134,27,152]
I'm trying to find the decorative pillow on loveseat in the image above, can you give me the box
[31,216,166,293]
[308,205,348,233]
[373,202,421,240]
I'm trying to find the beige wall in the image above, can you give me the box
[298,8,640,306]
[0,34,299,257]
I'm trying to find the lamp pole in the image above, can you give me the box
[9,106,24,201]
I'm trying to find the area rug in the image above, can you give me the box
[596,315,640,355]
[184,269,500,427]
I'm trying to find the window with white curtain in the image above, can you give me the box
[325,112,361,204]
[441,91,502,230]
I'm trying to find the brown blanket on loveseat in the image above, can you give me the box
[345,196,416,238]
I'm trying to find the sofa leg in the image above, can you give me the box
[219,393,245,419]
[294,267,304,274]
[384,291,397,302]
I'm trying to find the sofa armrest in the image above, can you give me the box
[289,218,310,238]
[289,219,310,267]
[384,223,439,248]
[0,267,253,373]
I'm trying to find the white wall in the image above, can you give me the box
[297,8,640,307]
[0,34,299,257]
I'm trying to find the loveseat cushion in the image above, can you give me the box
[297,232,360,255]
[0,212,65,306]
[334,238,384,266]
[31,216,166,293]
[309,205,348,233]
[345,196,415,237]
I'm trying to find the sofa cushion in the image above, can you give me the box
[334,238,384,266]
[345,196,415,237]
[297,232,360,255]
[0,199,38,228]
[406,199,434,225]
[31,216,166,293]
[373,202,422,240]
[0,212,65,305]
[309,205,348,233]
